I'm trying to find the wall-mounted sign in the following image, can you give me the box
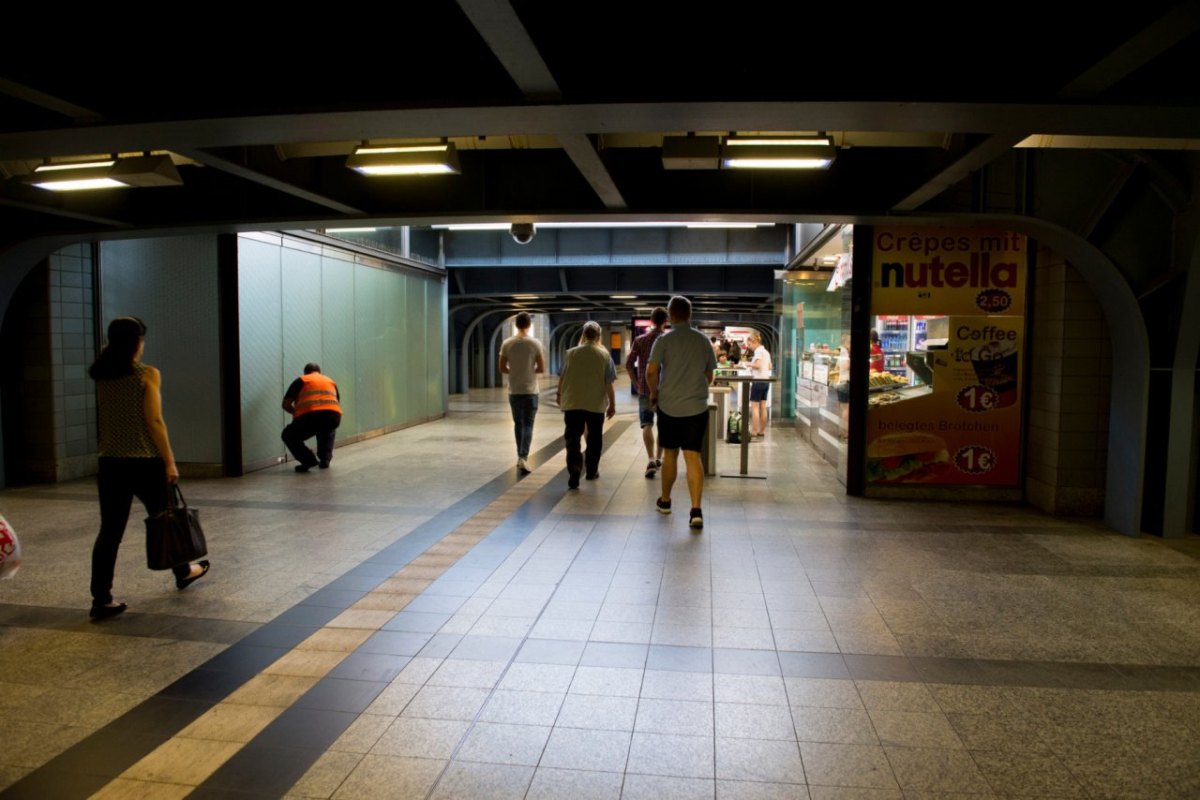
[867,227,1027,487]
[872,227,1025,316]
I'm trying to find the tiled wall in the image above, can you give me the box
[1026,248,1113,515]
[48,245,99,481]
[4,246,100,483]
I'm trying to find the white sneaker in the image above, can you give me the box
[517,458,529,473]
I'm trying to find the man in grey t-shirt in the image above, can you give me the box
[499,312,545,474]
[647,295,716,530]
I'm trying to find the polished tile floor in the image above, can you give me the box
[1,381,1199,799]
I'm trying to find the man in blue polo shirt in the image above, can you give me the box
[646,295,716,530]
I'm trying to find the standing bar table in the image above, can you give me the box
[718,375,778,479]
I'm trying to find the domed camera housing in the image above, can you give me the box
[510,222,536,245]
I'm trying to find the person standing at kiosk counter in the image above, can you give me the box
[746,332,773,438]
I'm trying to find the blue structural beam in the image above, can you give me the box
[444,227,788,268]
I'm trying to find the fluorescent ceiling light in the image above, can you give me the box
[725,137,833,147]
[722,155,834,169]
[435,223,512,231]
[347,143,460,176]
[355,145,452,155]
[29,154,182,191]
[33,177,128,192]
[562,307,582,311]
[611,295,637,299]
[34,160,116,172]
[686,222,771,229]
[721,137,835,169]
[512,294,540,299]
[328,227,378,233]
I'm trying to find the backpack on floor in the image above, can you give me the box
[726,410,742,444]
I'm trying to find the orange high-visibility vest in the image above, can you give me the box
[295,373,342,417]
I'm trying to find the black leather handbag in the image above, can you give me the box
[145,484,208,570]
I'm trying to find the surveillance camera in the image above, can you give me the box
[510,222,536,245]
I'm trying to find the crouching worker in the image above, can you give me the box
[282,363,342,472]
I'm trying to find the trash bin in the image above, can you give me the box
[702,402,718,476]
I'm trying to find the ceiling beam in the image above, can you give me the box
[172,147,363,215]
[456,0,625,210]
[785,223,843,269]
[893,5,1195,213]
[0,197,131,228]
[557,134,627,210]
[1078,160,1139,240]
[1061,3,1200,98]
[0,80,363,218]
[893,133,1027,212]
[0,78,102,123]
[455,0,560,100]
[6,101,1200,163]
[888,4,1195,212]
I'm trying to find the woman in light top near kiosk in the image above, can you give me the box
[746,332,773,438]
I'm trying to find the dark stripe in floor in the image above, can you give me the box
[0,433,578,800]
[192,421,634,798]
[0,603,255,644]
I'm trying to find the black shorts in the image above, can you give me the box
[750,382,770,401]
[657,409,708,453]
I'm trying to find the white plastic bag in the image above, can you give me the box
[0,513,21,580]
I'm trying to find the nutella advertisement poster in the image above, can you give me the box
[867,227,1026,487]
[872,227,1025,316]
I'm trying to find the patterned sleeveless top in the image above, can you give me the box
[96,362,160,458]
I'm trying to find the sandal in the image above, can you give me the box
[176,560,210,590]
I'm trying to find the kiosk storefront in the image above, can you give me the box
[781,224,1030,498]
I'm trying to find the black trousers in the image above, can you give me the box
[563,409,604,478]
[92,457,190,605]
[282,411,341,467]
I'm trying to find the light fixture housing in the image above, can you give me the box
[29,155,183,191]
[720,136,836,170]
[346,143,461,176]
[662,136,721,170]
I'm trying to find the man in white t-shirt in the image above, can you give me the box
[499,312,545,474]
[747,332,773,438]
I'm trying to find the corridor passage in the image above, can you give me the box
[1,381,1198,799]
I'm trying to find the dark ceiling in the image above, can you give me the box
[0,3,1197,275]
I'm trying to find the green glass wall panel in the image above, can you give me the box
[321,253,358,437]
[406,273,428,418]
[239,234,444,469]
[352,265,407,430]
[385,269,409,425]
[427,278,446,415]
[237,238,285,465]
[281,246,323,388]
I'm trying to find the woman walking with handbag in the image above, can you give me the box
[89,317,209,620]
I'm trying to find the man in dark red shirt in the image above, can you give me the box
[625,306,669,478]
